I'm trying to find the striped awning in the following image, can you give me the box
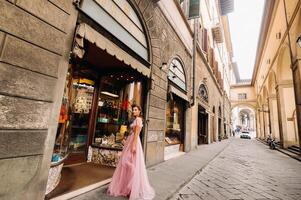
[72,23,151,78]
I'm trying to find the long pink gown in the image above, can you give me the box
[107,117,155,200]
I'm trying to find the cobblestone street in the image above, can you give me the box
[171,138,301,200]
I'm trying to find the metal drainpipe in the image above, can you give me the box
[191,18,197,107]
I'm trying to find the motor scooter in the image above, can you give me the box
[267,134,276,150]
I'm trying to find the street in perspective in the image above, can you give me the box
[172,134,301,200]
[1,0,301,200]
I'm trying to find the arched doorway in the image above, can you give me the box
[165,57,188,159]
[276,45,297,147]
[197,83,209,145]
[231,104,256,138]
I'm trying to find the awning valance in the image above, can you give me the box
[169,85,189,102]
[72,23,151,78]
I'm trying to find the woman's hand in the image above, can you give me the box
[131,145,136,154]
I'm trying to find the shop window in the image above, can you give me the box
[69,78,95,153]
[168,58,187,91]
[53,69,96,160]
[93,75,145,150]
[53,66,146,166]
[165,94,185,151]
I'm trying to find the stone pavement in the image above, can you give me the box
[71,139,231,200]
[171,138,301,200]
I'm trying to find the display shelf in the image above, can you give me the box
[96,121,122,125]
[91,143,123,151]
[71,126,88,129]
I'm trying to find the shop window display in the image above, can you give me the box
[69,79,95,153]
[165,95,185,151]
[53,67,96,160]
[93,75,144,151]
[53,66,145,167]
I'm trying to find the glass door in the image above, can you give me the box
[64,67,97,164]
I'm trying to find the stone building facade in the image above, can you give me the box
[0,0,233,199]
[252,0,301,149]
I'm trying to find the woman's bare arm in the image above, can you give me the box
[131,118,142,153]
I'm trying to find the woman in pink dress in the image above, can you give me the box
[107,104,155,200]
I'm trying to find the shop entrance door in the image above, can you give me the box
[198,107,208,145]
[210,115,214,142]
[218,118,222,140]
[64,68,99,165]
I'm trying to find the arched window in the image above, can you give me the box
[198,84,208,102]
[168,58,187,91]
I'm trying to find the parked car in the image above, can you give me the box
[240,134,251,139]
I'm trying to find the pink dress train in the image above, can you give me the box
[107,117,155,200]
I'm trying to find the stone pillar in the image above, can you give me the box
[264,104,270,137]
[259,109,265,139]
[268,96,280,139]
[276,85,285,148]
[276,83,296,148]
[292,59,301,153]
[215,114,219,142]
[256,112,260,138]
[207,112,212,144]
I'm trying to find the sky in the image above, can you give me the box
[228,0,265,79]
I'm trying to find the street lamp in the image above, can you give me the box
[297,36,301,48]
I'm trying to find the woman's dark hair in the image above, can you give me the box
[131,104,143,118]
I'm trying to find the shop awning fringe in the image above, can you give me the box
[72,23,151,78]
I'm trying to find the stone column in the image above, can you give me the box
[268,95,280,139]
[276,82,295,148]
[264,104,270,137]
[276,85,285,148]
[256,111,260,138]
[261,105,266,139]
[292,59,301,153]
[207,112,212,144]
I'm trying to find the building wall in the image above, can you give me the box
[192,51,223,148]
[139,0,193,166]
[253,0,301,148]
[0,0,78,199]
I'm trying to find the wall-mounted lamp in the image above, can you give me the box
[160,62,168,71]
[297,36,301,48]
